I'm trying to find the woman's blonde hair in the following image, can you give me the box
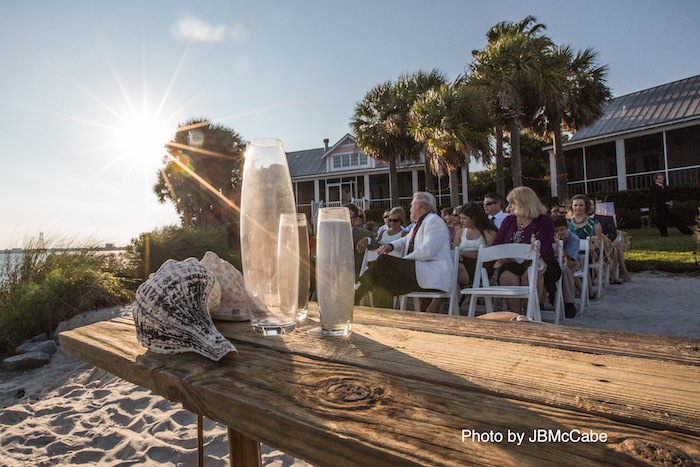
[389,206,407,226]
[506,186,547,219]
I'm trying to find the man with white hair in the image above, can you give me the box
[355,192,453,310]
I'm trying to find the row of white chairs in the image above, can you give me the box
[360,235,608,324]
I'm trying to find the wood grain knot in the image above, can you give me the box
[615,438,693,466]
[314,376,386,411]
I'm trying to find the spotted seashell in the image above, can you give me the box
[133,258,237,361]
[199,251,253,322]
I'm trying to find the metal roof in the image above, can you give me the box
[569,74,700,144]
[286,147,326,178]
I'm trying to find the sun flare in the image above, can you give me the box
[114,111,173,171]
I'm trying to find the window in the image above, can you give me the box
[585,142,617,179]
[332,152,368,169]
[666,125,700,169]
[625,133,663,174]
[564,148,584,181]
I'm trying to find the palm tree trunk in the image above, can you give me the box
[552,124,569,202]
[508,119,523,187]
[495,126,505,195]
[389,156,399,207]
[424,154,436,194]
[449,168,459,207]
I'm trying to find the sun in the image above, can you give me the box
[113,110,173,172]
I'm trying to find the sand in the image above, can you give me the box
[1,270,698,465]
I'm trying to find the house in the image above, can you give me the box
[548,74,700,197]
[286,133,470,221]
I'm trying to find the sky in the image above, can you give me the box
[2,0,699,249]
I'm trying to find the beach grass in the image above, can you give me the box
[0,237,132,356]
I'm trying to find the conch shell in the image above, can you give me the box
[133,258,237,361]
[199,251,254,321]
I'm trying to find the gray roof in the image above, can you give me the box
[569,74,700,144]
[286,147,325,178]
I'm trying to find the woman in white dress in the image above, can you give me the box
[453,202,498,286]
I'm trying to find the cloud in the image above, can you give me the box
[172,13,246,44]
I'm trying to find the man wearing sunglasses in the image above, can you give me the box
[483,192,509,229]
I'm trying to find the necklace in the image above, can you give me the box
[516,217,532,229]
[572,216,587,226]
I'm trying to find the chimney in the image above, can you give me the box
[323,138,329,151]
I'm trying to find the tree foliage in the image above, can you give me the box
[352,70,446,206]
[154,119,246,244]
[409,80,493,206]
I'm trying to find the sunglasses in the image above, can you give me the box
[388,218,401,223]
[483,201,497,206]
[383,215,390,219]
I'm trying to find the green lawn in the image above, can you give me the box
[624,228,699,273]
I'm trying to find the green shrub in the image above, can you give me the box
[126,224,241,281]
[0,243,132,356]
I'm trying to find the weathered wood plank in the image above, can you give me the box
[60,318,700,466]
[213,314,700,436]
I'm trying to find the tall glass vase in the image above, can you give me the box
[296,213,310,322]
[316,207,354,336]
[240,138,299,335]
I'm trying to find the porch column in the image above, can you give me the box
[615,139,627,191]
[364,174,370,206]
[411,170,419,194]
[314,180,320,203]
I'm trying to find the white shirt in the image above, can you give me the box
[490,210,509,229]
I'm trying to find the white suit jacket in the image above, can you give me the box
[389,212,453,292]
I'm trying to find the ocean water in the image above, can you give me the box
[0,251,24,281]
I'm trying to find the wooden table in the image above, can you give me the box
[59,304,700,466]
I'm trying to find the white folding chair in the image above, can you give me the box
[589,237,606,300]
[398,248,461,316]
[575,238,592,316]
[356,249,379,307]
[459,242,542,322]
[550,240,565,324]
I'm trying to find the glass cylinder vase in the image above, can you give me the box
[316,207,354,336]
[296,213,310,322]
[240,138,299,335]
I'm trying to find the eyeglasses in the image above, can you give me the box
[388,218,401,223]
[483,201,497,206]
[383,215,390,219]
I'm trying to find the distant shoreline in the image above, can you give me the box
[1,247,127,254]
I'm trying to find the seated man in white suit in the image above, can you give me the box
[355,191,453,310]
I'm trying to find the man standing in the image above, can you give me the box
[650,173,692,237]
[483,192,509,228]
[355,192,453,310]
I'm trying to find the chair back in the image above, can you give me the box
[472,242,540,289]
[464,241,542,321]
[359,249,379,277]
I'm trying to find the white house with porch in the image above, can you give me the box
[286,133,470,223]
[547,74,700,197]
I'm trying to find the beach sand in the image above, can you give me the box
[1,270,698,465]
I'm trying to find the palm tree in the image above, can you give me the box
[410,81,492,207]
[535,46,610,201]
[470,16,553,188]
[154,119,245,239]
[352,70,446,207]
